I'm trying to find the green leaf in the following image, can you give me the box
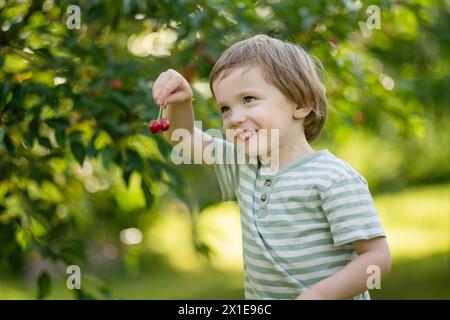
[74,289,95,300]
[29,164,53,185]
[29,117,40,135]
[86,132,99,158]
[57,238,86,265]
[123,170,132,187]
[113,150,123,167]
[125,148,142,172]
[194,240,213,260]
[0,81,10,106]
[38,137,52,149]
[45,117,70,130]
[86,141,97,158]
[15,227,31,250]
[111,92,132,110]
[141,180,154,209]
[48,221,70,239]
[55,128,65,148]
[0,127,5,143]
[99,286,113,300]
[37,271,51,300]
[22,131,34,149]
[33,48,53,60]
[69,130,83,143]
[2,134,16,156]
[101,146,117,169]
[70,141,85,165]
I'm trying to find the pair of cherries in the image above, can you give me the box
[148,104,170,133]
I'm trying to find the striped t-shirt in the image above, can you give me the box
[211,137,386,300]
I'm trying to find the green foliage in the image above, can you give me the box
[0,0,448,299]
[37,271,51,299]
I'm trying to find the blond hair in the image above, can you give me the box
[209,34,328,142]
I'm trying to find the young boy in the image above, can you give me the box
[152,34,391,300]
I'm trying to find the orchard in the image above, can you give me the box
[0,1,449,299]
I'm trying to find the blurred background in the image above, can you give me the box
[0,0,449,299]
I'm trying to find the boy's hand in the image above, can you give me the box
[151,68,213,166]
[152,69,193,107]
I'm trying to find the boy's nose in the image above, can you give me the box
[228,107,247,126]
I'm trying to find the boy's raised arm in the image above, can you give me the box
[152,69,214,165]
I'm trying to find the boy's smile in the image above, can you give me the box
[212,66,314,170]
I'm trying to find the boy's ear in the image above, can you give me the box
[293,103,313,120]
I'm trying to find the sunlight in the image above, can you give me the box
[197,202,243,271]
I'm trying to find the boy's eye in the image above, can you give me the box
[220,106,230,113]
[243,96,256,104]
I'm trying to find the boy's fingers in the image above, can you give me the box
[157,74,180,105]
[164,90,188,105]
[152,71,169,102]
[152,69,190,106]
[155,72,174,103]
[152,71,173,100]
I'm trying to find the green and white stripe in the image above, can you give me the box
[212,138,385,300]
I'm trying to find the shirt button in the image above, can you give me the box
[261,194,267,202]
[264,179,272,187]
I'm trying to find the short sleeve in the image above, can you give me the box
[211,137,240,201]
[321,173,386,247]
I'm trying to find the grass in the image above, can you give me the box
[0,184,449,299]
[2,252,448,299]
[0,266,245,300]
[371,252,450,299]
[375,184,449,258]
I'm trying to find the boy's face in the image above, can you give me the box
[212,66,303,157]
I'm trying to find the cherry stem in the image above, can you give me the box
[157,105,163,120]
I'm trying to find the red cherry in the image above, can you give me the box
[112,79,122,91]
[148,119,161,133]
[159,118,170,131]
[353,111,364,124]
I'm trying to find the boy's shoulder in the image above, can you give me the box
[290,149,369,192]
